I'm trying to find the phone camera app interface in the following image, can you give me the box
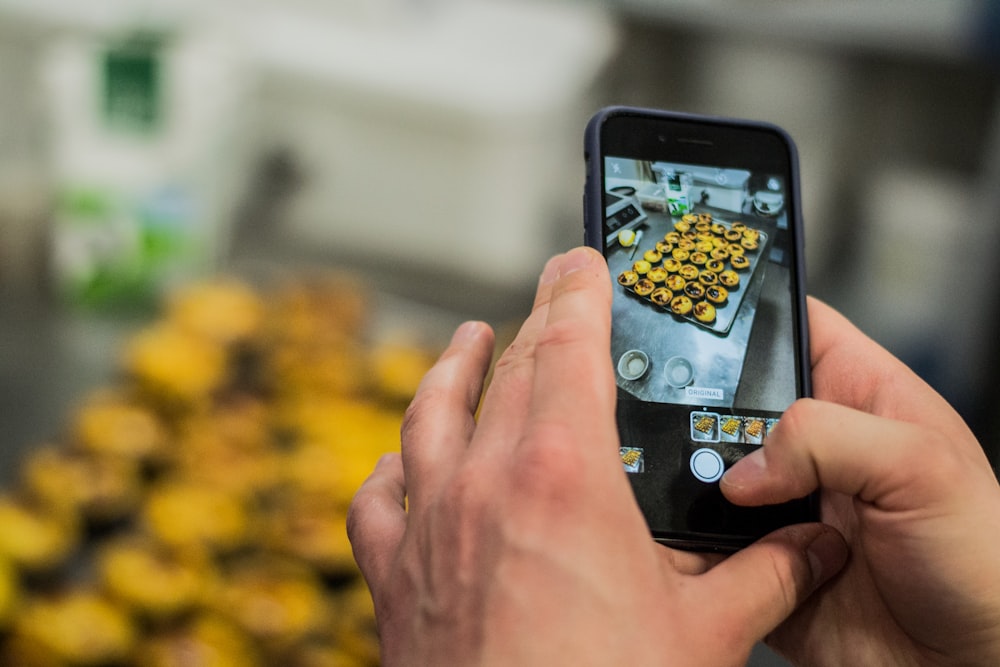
[604,156,801,536]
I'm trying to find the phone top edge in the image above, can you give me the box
[587,105,797,139]
[589,105,801,172]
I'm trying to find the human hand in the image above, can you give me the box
[722,297,1000,665]
[348,248,846,667]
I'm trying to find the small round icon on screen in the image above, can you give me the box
[690,447,724,483]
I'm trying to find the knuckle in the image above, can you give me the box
[491,338,534,376]
[420,466,498,569]
[511,422,582,499]
[439,471,487,519]
[772,398,815,442]
[345,453,398,540]
[344,492,365,543]
[399,385,446,443]
[534,317,589,353]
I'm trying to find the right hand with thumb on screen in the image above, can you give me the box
[722,296,1000,666]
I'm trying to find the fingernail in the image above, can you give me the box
[452,320,487,345]
[720,447,767,490]
[538,253,564,286]
[555,247,596,279]
[805,529,848,583]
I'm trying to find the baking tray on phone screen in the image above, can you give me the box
[623,219,768,335]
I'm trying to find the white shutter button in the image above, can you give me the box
[690,448,725,483]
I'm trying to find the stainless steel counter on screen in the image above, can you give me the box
[608,207,776,410]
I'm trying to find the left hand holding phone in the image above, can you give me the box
[348,247,846,667]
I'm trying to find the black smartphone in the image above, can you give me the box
[583,106,816,551]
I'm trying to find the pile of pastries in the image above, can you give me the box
[0,275,439,666]
[617,213,761,326]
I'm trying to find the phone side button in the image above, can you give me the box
[690,448,725,483]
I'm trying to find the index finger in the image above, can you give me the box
[520,247,618,461]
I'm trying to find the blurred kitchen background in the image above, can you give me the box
[0,0,999,664]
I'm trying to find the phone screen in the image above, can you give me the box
[584,108,815,550]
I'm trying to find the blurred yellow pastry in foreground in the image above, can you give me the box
[142,480,250,554]
[0,495,78,573]
[98,536,217,619]
[371,340,437,404]
[5,588,135,666]
[123,323,228,404]
[134,613,263,667]
[166,278,265,345]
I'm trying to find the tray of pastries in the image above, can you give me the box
[616,212,767,334]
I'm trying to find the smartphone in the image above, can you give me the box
[583,106,816,551]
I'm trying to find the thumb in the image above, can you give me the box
[719,398,951,510]
[696,523,847,643]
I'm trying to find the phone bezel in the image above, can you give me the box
[584,106,816,552]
